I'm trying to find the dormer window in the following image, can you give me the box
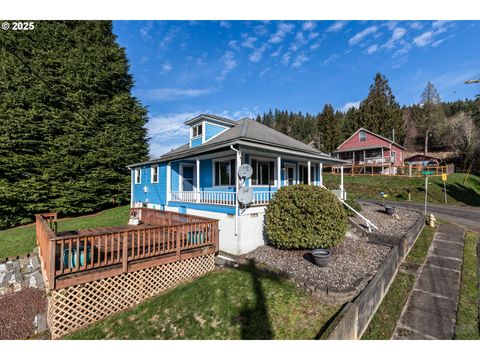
[192,124,203,138]
[359,130,366,142]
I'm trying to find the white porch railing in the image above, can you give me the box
[252,191,276,205]
[171,191,236,206]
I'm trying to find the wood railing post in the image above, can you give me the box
[122,232,128,273]
[48,239,56,289]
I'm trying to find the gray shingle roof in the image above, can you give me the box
[129,117,346,167]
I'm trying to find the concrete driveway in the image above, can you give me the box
[360,200,480,233]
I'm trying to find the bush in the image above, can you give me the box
[265,185,348,250]
[344,198,362,217]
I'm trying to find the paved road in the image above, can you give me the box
[392,223,465,339]
[360,199,480,233]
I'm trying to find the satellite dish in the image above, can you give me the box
[238,164,253,179]
[237,187,253,206]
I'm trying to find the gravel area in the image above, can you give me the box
[0,288,47,340]
[242,231,390,290]
[356,202,421,237]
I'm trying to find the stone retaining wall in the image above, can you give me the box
[325,212,425,339]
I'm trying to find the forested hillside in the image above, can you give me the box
[256,73,480,170]
[0,21,149,229]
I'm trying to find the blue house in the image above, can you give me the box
[128,114,345,255]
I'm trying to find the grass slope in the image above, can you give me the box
[455,231,480,339]
[362,226,436,339]
[324,173,480,206]
[67,266,339,340]
[0,206,130,259]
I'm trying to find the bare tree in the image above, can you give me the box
[418,82,446,155]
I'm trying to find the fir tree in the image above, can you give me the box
[317,104,342,153]
[0,21,149,229]
[418,82,446,155]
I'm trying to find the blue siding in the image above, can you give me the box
[205,122,227,141]
[132,162,167,207]
[190,137,203,148]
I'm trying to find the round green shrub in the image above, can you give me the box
[265,184,348,250]
[344,198,362,217]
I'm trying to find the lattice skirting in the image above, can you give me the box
[48,254,215,339]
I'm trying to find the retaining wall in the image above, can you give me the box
[326,212,425,339]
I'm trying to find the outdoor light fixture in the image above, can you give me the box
[143,186,148,193]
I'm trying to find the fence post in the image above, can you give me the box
[122,232,128,273]
[49,239,56,289]
[409,164,412,177]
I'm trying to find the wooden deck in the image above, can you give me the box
[36,208,219,290]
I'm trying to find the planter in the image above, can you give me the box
[311,249,331,267]
[63,245,95,268]
[385,206,396,216]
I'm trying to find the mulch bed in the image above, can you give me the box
[0,288,47,340]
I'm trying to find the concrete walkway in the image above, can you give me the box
[393,223,465,340]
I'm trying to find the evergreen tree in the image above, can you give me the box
[341,107,360,140]
[317,104,342,153]
[418,81,446,154]
[357,73,404,143]
[0,21,149,229]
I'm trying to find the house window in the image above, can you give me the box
[310,165,316,183]
[359,131,366,142]
[365,149,381,158]
[192,124,203,138]
[151,165,158,183]
[251,159,275,186]
[214,159,236,186]
[298,165,308,184]
[134,168,141,184]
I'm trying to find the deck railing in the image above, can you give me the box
[331,163,454,177]
[171,191,236,206]
[35,209,219,290]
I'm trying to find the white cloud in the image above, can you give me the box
[142,88,214,101]
[228,40,239,50]
[291,53,309,68]
[383,27,407,49]
[219,21,231,29]
[432,20,452,29]
[139,21,154,40]
[322,53,339,66]
[413,31,434,47]
[310,43,320,50]
[161,62,172,72]
[302,21,316,31]
[366,44,378,54]
[326,21,348,33]
[270,47,282,57]
[249,45,267,63]
[269,22,295,44]
[410,22,423,30]
[348,26,378,45]
[341,101,360,112]
[216,51,237,81]
[241,33,257,48]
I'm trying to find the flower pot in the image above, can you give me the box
[385,206,396,215]
[311,249,331,267]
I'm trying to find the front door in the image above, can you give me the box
[181,165,195,192]
[285,165,295,185]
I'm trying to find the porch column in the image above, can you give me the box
[196,158,200,203]
[166,162,171,203]
[319,162,323,187]
[340,165,344,200]
[277,156,282,188]
[381,148,384,163]
[307,160,311,185]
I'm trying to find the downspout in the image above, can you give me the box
[230,145,241,236]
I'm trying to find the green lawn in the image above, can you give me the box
[323,172,480,207]
[455,231,480,340]
[361,226,436,339]
[0,206,130,259]
[66,266,339,340]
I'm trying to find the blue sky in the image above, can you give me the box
[112,20,480,157]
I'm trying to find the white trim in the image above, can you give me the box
[212,156,236,187]
[130,170,134,207]
[150,164,159,183]
[307,160,311,185]
[203,120,229,143]
[284,162,296,186]
[134,168,141,184]
[249,155,278,187]
[319,162,323,187]
[166,162,171,202]
[277,156,282,188]
[179,163,196,192]
[196,158,200,203]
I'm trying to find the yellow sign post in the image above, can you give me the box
[442,173,448,203]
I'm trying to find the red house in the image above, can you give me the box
[333,128,406,174]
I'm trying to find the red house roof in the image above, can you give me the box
[336,128,406,151]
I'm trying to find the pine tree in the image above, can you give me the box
[317,104,342,153]
[357,73,404,143]
[341,107,360,140]
[0,21,149,229]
